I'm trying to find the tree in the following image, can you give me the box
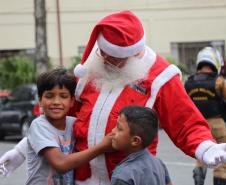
[34,0,49,75]
[0,56,36,90]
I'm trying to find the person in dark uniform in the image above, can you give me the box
[185,47,226,185]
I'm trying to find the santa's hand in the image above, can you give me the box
[0,137,27,177]
[196,141,226,168]
[0,148,25,177]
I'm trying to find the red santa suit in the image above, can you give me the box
[71,11,215,185]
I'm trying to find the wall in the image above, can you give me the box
[0,0,225,67]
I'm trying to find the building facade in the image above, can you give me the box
[0,0,226,73]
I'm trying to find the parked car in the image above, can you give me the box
[0,84,41,140]
[0,90,11,109]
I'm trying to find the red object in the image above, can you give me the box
[32,103,42,116]
[73,54,215,181]
[81,10,145,64]
[72,10,215,184]
[0,90,10,97]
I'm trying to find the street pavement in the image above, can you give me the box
[0,130,213,185]
[157,129,212,185]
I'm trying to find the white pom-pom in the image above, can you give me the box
[74,64,87,78]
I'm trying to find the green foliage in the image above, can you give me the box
[67,56,81,72]
[45,58,53,70]
[166,56,189,75]
[0,56,36,90]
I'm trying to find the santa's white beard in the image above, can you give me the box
[84,53,150,91]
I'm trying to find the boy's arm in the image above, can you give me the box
[42,133,113,173]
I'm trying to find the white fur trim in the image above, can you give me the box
[74,64,87,78]
[88,87,124,146]
[195,140,215,162]
[145,64,182,108]
[97,33,145,58]
[88,86,124,183]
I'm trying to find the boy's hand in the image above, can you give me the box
[0,149,25,177]
[99,132,115,152]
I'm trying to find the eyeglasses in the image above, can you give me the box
[95,48,128,67]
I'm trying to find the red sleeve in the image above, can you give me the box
[153,75,216,157]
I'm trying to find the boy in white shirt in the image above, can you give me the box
[26,68,112,185]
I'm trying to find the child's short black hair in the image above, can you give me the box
[119,105,158,148]
[37,68,76,97]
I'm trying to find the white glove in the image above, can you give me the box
[203,143,226,168]
[196,140,226,168]
[0,137,27,177]
[0,148,25,177]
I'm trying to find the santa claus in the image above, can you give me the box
[1,10,226,185]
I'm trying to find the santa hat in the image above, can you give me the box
[74,11,145,77]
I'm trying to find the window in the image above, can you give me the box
[0,48,35,60]
[78,45,85,57]
[171,41,225,74]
